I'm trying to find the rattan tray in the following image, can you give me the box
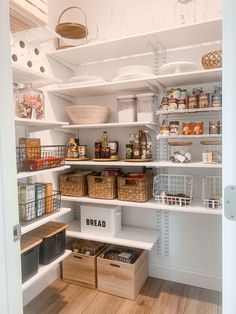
[124,158,153,162]
[93,158,120,162]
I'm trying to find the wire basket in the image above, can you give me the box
[16,145,66,172]
[19,191,61,224]
[202,176,222,209]
[153,174,193,206]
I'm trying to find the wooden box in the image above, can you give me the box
[97,245,148,300]
[62,240,107,289]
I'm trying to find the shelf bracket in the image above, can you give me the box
[156,210,162,256]
[54,128,77,135]
[49,91,75,103]
[47,54,76,73]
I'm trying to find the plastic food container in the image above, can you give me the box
[136,93,155,122]
[168,141,192,163]
[201,141,222,164]
[117,95,136,122]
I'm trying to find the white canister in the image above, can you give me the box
[136,93,155,122]
[117,95,136,123]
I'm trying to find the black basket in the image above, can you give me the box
[39,230,66,265]
[16,145,66,172]
[19,191,61,225]
[21,246,39,283]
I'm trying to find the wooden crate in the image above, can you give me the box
[62,241,107,289]
[97,245,148,300]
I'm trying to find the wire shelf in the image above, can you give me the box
[153,174,193,207]
[202,176,222,209]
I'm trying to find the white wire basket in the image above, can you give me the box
[153,174,193,207]
[202,176,222,209]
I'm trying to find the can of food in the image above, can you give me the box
[160,125,170,136]
[126,144,133,159]
[178,99,186,110]
[172,88,181,100]
[198,93,209,108]
[169,98,178,111]
[78,145,87,157]
[180,89,187,100]
[169,121,179,136]
[212,94,222,108]
[161,97,169,110]
[188,95,198,109]
[193,87,203,95]
[209,121,220,134]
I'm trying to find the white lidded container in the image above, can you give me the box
[117,95,136,122]
[80,204,121,237]
[136,93,155,122]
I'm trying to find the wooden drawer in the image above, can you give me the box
[97,245,148,300]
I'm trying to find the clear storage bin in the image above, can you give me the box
[201,141,222,164]
[117,95,136,122]
[136,93,155,122]
[168,141,192,163]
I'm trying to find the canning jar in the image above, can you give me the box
[169,121,179,136]
[209,121,220,134]
[136,93,155,122]
[117,95,136,122]
[182,122,192,135]
[168,141,192,163]
[15,83,45,120]
[201,141,222,163]
[192,122,204,135]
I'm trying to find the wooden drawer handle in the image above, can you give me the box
[73,255,82,260]
[110,263,120,268]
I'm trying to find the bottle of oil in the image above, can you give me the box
[139,130,147,159]
[101,131,110,159]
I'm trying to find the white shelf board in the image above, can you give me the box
[12,63,61,88]
[17,165,70,179]
[21,208,72,235]
[65,160,156,167]
[157,161,222,169]
[16,25,61,44]
[49,75,158,97]
[61,196,222,216]
[22,250,71,291]
[15,118,69,128]
[157,69,222,87]
[157,134,222,140]
[62,121,157,130]
[157,107,222,116]
[47,19,221,64]
[66,220,159,250]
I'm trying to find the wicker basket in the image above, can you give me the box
[202,50,222,70]
[118,173,153,202]
[87,174,118,199]
[60,171,92,197]
[66,106,110,125]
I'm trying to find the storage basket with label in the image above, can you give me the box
[62,240,107,289]
[21,234,42,283]
[59,170,92,197]
[118,173,153,202]
[30,221,68,264]
[80,204,121,237]
[97,244,148,300]
[87,173,118,199]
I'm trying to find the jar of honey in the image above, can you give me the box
[182,122,192,135]
[193,122,204,135]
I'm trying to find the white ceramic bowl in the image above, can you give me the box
[66,106,110,125]
[159,62,197,75]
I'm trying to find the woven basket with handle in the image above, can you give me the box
[202,50,222,70]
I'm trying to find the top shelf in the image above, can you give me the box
[47,19,222,65]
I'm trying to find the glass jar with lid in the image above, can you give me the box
[201,141,222,164]
[117,95,136,123]
[14,83,45,120]
[136,93,155,122]
[168,141,192,163]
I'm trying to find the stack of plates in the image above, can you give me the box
[113,65,154,81]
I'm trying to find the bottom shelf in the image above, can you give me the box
[66,220,159,250]
[22,250,71,291]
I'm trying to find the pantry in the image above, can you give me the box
[0,0,227,313]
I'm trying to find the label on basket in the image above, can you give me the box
[86,218,106,228]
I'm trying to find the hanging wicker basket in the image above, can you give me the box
[202,50,222,70]
[55,6,88,50]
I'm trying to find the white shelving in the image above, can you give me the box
[62,121,157,130]
[17,165,70,180]
[61,196,222,216]
[22,250,71,292]
[157,134,222,140]
[157,107,222,116]
[47,19,221,64]
[66,220,159,250]
[15,118,69,129]
[21,208,72,235]
[12,63,61,88]
[157,161,222,169]
[65,160,156,167]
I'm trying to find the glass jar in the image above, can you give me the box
[136,93,155,122]
[160,125,170,136]
[192,122,204,135]
[201,141,222,164]
[14,83,45,120]
[198,93,210,108]
[168,141,192,163]
[117,95,136,122]
[182,122,192,135]
[169,121,179,136]
[174,0,196,25]
[209,121,220,135]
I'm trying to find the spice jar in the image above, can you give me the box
[201,141,222,164]
[78,145,87,158]
[168,141,192,163]
[182,122,192,135]
[188,95,198,109]
[198,93,209,108]
[209,121,220,134]
[108,141,119,158]
[160,125,170,136]
[193,122,204,135]
[126,144,133,159]
[169,121,179,136]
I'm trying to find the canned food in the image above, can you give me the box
[209,121,220,134]
[198,93,209,108]
[169,98,178,111]
[172,88,181,100]
[188,95,198,109]
[180,89,187,100]
[193,87,203,95]
[212,94,222,108]
[178,99,186,110]
[161,97,169,110]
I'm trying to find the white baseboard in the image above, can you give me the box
[23,265,60,306]
[149,263,222,291]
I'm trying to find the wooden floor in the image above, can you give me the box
[24,277,222,314]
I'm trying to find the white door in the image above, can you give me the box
[223,0,236,313]
[0,0,23,313]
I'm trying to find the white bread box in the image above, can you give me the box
[80,204,121,237]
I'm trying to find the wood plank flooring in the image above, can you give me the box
[24,277,222,314]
